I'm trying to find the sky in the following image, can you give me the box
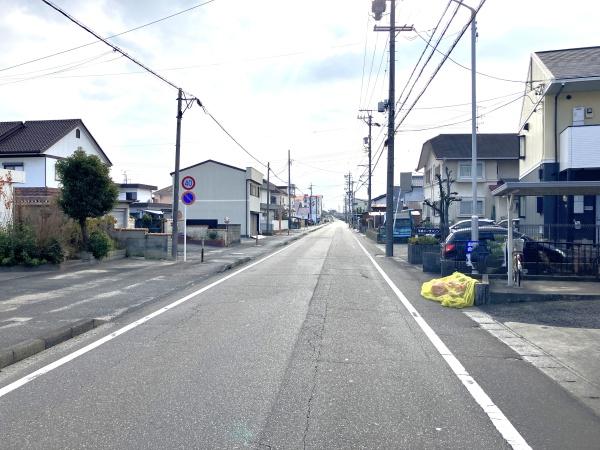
[1,0,599,211]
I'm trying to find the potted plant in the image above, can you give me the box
[407,235,440,265]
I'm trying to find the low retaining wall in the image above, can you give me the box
[110,228,171,259]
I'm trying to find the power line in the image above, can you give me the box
[395,0,489,133]
[398,92,524,132]
[414,30,546,84]
[0,0,217,73]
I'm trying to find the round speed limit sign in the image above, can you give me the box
[181,176,196,191]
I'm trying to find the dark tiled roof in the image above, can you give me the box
[417,134,519,169]
[0,119,81,154]
[535,46,600,80]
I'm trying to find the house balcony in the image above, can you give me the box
[560,125,600,171]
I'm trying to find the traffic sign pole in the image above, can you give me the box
[184,204,187,262]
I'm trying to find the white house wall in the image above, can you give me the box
[44,126,109,163]
[178,162,252,235]
[0,157,45,188]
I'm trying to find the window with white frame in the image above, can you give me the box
[249,183,260,197]
[458,161,484,180]
[518,196,527,218]
[458,198,484,216]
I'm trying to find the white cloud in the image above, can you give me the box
[0,0,598,209]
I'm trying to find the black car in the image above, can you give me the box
[441,226,566,275]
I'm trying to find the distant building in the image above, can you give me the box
[171,159,263,237]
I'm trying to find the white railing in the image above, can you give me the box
[560,125,600,170]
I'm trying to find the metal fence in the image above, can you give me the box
[509,223,600,244]
[441,239,600,278]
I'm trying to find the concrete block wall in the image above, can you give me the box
[110,228,171,259]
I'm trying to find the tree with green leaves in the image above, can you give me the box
[423,166,460,240]
[55,149,118,248]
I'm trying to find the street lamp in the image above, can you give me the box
[450,0,479,271]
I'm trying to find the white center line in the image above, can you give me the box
[0,234,309,400]
[353,235,531,450]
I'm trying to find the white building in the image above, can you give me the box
[118,184,157,203]
[0,120,111,187]
[172,160,263,237]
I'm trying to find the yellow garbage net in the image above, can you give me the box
[421,272,478,308]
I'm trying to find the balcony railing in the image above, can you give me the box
[560,125,600,171]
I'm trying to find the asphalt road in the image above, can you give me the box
[0,222,599,449]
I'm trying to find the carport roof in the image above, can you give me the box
[491,181,600,197]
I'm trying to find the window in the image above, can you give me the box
[126,192,137,201]
[536,197,544,215]
[518,196,526,218]
[425,169,431,185]
[458,161,484,180]
[574,195,584,214]
[2,162,23,171]
[250,183,260,197]
[459,198,484,216]
[76,129,81,139]
[519,135,526,159]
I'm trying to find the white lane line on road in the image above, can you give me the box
[0,231,315,400]
[353,236,531,450]
[48,290,123,313]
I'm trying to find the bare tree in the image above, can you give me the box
[423,167,459,240]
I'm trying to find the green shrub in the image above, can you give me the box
[408,235,439,245]
[41,238,64,264]
[208,230,218,240]
[87,230,112,259]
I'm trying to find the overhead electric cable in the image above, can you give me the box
[1,0,217,73]
[395,0,488,133]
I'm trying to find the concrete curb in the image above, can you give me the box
[0,318,105,370]
[0,225,329,370]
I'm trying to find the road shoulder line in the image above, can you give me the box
[352,234,531,450]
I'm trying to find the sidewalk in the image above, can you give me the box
[359,232,600,417]
[0,225,326,370]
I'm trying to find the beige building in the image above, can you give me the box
[417,134,519,225]
[518,46,600,237]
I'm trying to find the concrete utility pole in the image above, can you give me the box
[288,150,291,236]
[373,0,413,257]
[451,0,479,271]
[267,162,271,235]
[358,110,379,213]
[308,183,314,224]
[171,88,183,260]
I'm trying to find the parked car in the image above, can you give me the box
[495,218,520,229]
[448,218,495,232]
[441,226,566,275]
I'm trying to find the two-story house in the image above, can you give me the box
[171,159,263,237]
[0,120,112,189]
[517,46,600,238]
[417,134,520,225]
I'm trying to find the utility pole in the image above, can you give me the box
[267,162,270,235]
[308,183,314,225]
[373,0,414,257]
[171,88,183,260]
[451,0,480,271]
[288,150,291,236]
[358,109,379,213]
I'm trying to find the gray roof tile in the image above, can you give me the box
[535,46,600,80]
[418,133,519,169]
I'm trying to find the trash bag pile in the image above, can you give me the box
[421,272,478,308]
